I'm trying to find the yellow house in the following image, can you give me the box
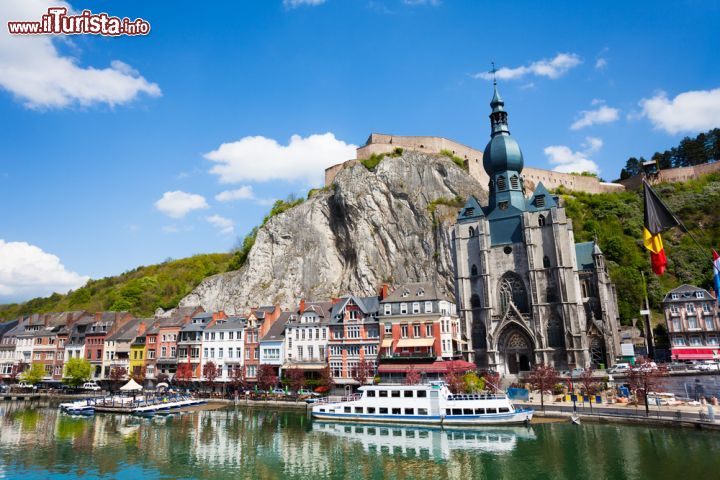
[129,334,147,380]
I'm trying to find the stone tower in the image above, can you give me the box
[451,84,620,375]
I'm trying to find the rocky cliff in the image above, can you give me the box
[180,152,488,313]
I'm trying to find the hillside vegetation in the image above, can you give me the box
[560,172,720,324]
[0,253,233,320]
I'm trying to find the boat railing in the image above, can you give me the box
[446,393,508,401]
[315,394,361,405]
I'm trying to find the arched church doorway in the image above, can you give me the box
[498,327,534,375]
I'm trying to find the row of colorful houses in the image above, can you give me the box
[0,282,471,387]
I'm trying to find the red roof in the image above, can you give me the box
[378,360,476,374]
[671,348,719,360]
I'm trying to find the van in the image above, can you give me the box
[608,363,630,374]
[82,382,101,391]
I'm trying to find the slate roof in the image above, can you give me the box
[207,317,246,331]
[329,295,380,323]
[575,241,597,271]
[299,301,334,322]
[663,284,716,303]
[381,282,452,304]
[0,320,19,338]
[106,318,143,342]
[260,312,291,342]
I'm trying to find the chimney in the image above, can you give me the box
[379,284,389,300]
[299,299,305,314]
[138,321,147,335]
[95,312,102,322]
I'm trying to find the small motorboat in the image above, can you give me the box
[571,414,581,425]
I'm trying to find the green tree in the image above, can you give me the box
[21,363,46,385]
[63,357,92,387]
[463,372,485,393]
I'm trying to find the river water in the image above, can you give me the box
[1,401,719,479]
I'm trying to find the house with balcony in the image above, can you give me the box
[327,295,381,387]
[0,319,21,379]
[201,316,246,384]
[103,318,147,379]
[178,312,225,380]
[283,300,333,381]
[154,306,203,380]
[244,306,282,382]
[664,284,720,360]
[377,282,465,383]
[63,312,96,363]
[85,312,134,379]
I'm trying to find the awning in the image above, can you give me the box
[381,339,393,348]
[396,338,435,348]
[281,363,327,370]
[378,360,476,374]
[671,348,718,360]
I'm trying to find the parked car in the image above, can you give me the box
[82,382,101,391]
[608,363,631,374]
[15,382,37,391]
[297,388,319,397]
[570,368,585,378]
[271,388,286,396]
[0,383,9,393]
[637,361,658,372]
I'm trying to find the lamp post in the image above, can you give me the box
[714,350,719,375]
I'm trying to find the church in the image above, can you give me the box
[451,84,621,376]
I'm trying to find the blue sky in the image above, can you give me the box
[0,0,719,302]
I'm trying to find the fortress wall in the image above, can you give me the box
[618,161,720,190]
[522,167,615,194]
[324,159,358,186]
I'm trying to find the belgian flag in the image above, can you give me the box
[643,179,681,275]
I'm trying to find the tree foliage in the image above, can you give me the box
[257,364,278,393]
[463,372,485,393]
[627,358,668,415]
[404,367,421,385]
[63,358,92,387]
[0,254,233,320]
[203,361,219,389]
[351,360,374,386]
[528,364,560,411]
[21,363,45,385]
[285,368,306,393]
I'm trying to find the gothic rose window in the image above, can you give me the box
[498,272,528,313]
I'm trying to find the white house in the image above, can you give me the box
[201,317,245,383]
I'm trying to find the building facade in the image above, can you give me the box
[452,85,621,376]
[283,300,333,378]
[664,284,720,360]
[327,295,380,385]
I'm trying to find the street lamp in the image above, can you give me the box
[714,350,719,374]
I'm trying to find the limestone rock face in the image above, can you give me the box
[180,152,487,313]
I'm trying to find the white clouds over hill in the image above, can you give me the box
[640,88,720,135]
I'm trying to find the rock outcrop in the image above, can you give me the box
[180,152,487,313]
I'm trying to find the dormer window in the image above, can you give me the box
[535,195,546,208]
[401,290,409,298]
[510,175,519,190]
[695,291,705,299]
[464,207,475,217]
[671,293,679,300]
[417,289,424,296]
[497,176,506,191]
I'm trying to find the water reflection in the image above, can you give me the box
[1,401,720,479]
[313,421,536,460]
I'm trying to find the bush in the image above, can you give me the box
[361,153,385,170]
[440,149,467,171]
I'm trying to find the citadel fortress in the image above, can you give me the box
[325,133,720,194]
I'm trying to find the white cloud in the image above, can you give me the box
[206,215,235,236]
[283,0,326,8]
[215,186,255,202]
[639,88,720,134]
[595,58,608,70]
[544,136,602,174]
[0,0,161,109]
[154,191,209,218]
[205,133,357,186]
[0,239,88,301]
[570,103,620,130]
[473,53,581,81]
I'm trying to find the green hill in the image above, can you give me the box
[560,172,720,324]
[0,253,233,320]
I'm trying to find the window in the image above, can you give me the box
[426,324,433,336]
[696,291,705,298]
[367,390,376,397]
[367,407,376,414]
[218,348,223,358]
[703,303,712,314]
[412,302,420,314]
[418,408,428,415]
[417,390,426,398]
[148,349,155,359]
[672,337,686,346]
[497,176,506,191]
[298,346,304,359]
[413,325,420,337]
[424,301,432,313]
[670,305,679,314]
[470,264,478,276]
[170,347,176,357]
[510,175,519,190]
[708,336,719,345]
[379,390,388,397]
[404,408,414,415]
[688,317,698,329]
[401,325,408,338]
[400,303,408,315]
[384,324,391,335]
[384,304,392,315]
[308,346,314,359]
[391,390,401,398]
[229,331,234,340]
[687,303,696,313]
[348,326,360,339]
[468,226,475,237]
[379,408,388,414]
[404,390,413,398]
[219,332,224,340]
[355,407,363,414]
[535,195,546,208]
[538,214,546,226]
[392,408,401,415]
[690,336,702,346]
[671,293,679,300]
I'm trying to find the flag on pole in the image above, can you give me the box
[713,249,720,305]
[643,179,680,275]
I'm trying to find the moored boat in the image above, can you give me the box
[311,382,533,426]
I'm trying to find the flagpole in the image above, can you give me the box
[640,271,655,359]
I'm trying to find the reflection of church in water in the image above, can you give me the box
[452,84,621,375]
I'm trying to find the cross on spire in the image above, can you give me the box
[490,61,498,86]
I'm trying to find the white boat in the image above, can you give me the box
[311,382,533,426]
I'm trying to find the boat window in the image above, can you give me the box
[344,426,352,433]
[367,407,376,414]
[404,390,414,398]
[463,408,473,415]
[356,427,364,434]
[452,408,462,415]
[404,408,414,415]
[419,431,429,439]
[499,407,509,413]
[367,390,376,397]
[367,428,376,435]
[380,428,389,436]
[407,431,415,438]
[448,395,453,401]
[392,408,401,415]
[319,408,325,412]
[392,430,402,437]
[379,390,388,397]
[379,408,388,414]
[487,408,497,414]
[418,408,428,415]
[445,409,452,416]
[417,390,427,398]
[391,390,401,398]
[355,407,363,413]
[474,408,485,415]
[344,407,351,413]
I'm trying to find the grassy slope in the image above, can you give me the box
[0,253,233,320]
[561,172,720,325]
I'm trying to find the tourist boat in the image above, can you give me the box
[311,382,533,426]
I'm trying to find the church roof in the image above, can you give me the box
[527,183,557,211]
[456,195,484,222]
[575,242,596,271]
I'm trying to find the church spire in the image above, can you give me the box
[489,67,510,137]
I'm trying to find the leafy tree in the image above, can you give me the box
[256,365,278,394]
[175,360,193,387]
[404,367,421,385]
[481,370,501,393]
[203,361,219,392]
[463,372,485,393]
[528,364,560,411]
[21,363,46,385]
[627,358,668,416]
[230,366,247,393]
[285,368,305,393]
[63,358,92,388]
[351,360,374,387]
[109,367,127,391]
[579,367,600,411]
[444,362,466,394]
